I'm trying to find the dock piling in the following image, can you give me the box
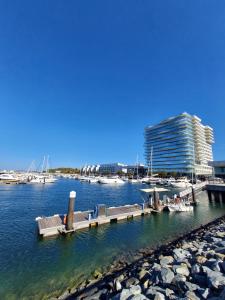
[66,191,76,231]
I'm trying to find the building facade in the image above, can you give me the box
[209,161,225,179]
[145,112,214,176]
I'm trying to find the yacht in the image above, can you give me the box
[98,177,125,184]
[0,173,19,182]
[170,177,192,188]
[167,203,193,212]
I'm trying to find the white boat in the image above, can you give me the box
[88,177,99,183]
[167,203,193,212]
[30,174,57,184]
[171,177,192,188]
[0,173,19,182]
[98,177,125,184]
[129,178,142,183]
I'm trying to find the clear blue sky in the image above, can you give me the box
[0,0,225,169]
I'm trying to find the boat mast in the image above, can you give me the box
[41,156,46,173]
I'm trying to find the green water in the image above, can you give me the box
[0,179,224,299]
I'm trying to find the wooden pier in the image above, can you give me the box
[37,204,151,237]
[36,183,208,238]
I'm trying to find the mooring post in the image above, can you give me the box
[66,191,76,231]
[153,188,160,210]
[191,186,196,203]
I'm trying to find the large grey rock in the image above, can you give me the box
[185,291,200,300]
[202,266,225,288]
[125,277,140,288]
[215,246,225,254]
[173,273,187,283]
[129,285,142,295]
[116,288,133,300]
[159,256,174,266]
[129,294,148,300]
[173,264,190,277]
[146,286,166,298]
[173,248,191,261]
[159,267,174,284]
[205,258,222,272]
[154,292,165,300]
[184,281,200,292]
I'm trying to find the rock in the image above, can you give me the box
[152,263,162,271]
[202,266,225,288]
[142,279,149,289]
[205,258,222,272]
[173,274,187,283]
[195,256,207,264]
[83,288,108,300]
[142,262,150,268]
[174,264,190,277]
[191,264,201,274]
[159,267,174,284]
[146,286,166,298]
[93,269,102,279]
[115,279,122,292]
[138,269,149,281]
[214,252,225,260]
[173,248,191,261]
[165,288,174,297]
[185,291,200,300]
[159,256,174,266]
[125,277,140,288]
[221,261,225,273]
[215,247,225,254]
[154,292,165,300]
[130,295,148,300]
[184,281,200,292]
[129,285,142,295]
[198,288,210,299]
[116,288,133,300]
[216,231,225,238]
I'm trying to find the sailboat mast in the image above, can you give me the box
[41,156,46,173]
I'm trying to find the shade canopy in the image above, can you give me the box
[140,188,169,193]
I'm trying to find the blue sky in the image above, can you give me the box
[0,0,225,169]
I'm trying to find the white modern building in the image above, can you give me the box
[145,112,214,176]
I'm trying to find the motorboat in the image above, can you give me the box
[170,177,192,188]
[0,173,19,182]
[98,177,125,184]
[88,177,99,183]
[167,203,193,212]
[129,178,142,184]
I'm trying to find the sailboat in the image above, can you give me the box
[29,156,57,184]
[129,155,142,183]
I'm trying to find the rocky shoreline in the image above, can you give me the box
[55,215,225,300]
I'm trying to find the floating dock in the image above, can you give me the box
[37,204,151,237]
[36,182,208,238]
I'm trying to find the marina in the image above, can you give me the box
[36,182,208,237]
[1,178,225,299]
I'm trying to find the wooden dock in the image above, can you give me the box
[36,183,208,238]
[37,204,151,237]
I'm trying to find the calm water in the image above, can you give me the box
[0,179,225,299]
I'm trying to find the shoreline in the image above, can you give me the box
[54,214,225,300]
